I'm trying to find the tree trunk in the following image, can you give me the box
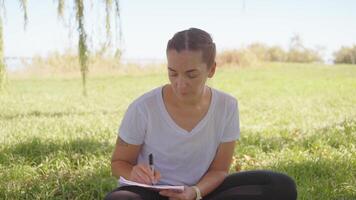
[0,17,5,92]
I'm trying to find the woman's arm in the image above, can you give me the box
[111,136,161,184]
[111,136,141,179]
[196,141,236,197]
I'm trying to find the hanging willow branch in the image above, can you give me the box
[55,0,121,96]
[114,0,122,52]
[19,0,28,29]
[75,0,89,96]
[104,0,112,47]
[57,0,65,19]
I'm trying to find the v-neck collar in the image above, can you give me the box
[157,85,216,135]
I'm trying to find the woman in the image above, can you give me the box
[105,28,297,200]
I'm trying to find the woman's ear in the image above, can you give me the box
[208,62,216,78]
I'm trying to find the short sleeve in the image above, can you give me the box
[221,99,240,142]
[118,102,147,145]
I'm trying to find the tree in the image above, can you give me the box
[289,33,304,51]
[287,34,322,63]
[334,45,356,64]
[0,0,28,91]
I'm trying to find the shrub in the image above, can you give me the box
[333,45,356,64]
[217,49,259,67]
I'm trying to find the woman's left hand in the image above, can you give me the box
[159,186,196,200]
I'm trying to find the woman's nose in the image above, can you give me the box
[176,76,188,89]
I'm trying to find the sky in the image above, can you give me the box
[4,0,356,66]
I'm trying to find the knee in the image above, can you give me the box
[273,172,296,188]
[104,190,139,200]
[270,172,297,199]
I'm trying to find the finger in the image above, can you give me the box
[139,165,155,179]
[154,170,161,183]
[138,165,155,183]
[134,168,152,184]
[132,171,148,184]
[139,164,154,175]
[139,164,153,173]
[159,190,182,198]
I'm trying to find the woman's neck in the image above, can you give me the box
[165,84,210,108]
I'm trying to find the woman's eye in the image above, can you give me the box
[187,73,198,78]
[169,73,178,77]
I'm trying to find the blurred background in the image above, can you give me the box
[4,0,356,73]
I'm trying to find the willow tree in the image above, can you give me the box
[57,0,122,96]
[0,0,28,91]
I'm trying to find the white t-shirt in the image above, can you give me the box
[118,85,240,186]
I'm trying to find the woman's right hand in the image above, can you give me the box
[129,164,161,185]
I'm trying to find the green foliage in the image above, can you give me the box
[334,45,356,64]
[1,63,356,199]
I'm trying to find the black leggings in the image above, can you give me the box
[104,170,297,200]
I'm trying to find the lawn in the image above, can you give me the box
[1,63,355,199]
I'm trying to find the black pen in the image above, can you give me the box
[149,153,155,184]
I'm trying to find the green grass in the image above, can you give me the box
[1,62,355,199]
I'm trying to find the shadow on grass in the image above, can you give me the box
[0,110,118,120]
[3,157,355,199]
[1,119,354,199]
[0,164,118,199]
[0,137,114,167]
[266,158,356,200]
[0,137,119,199]
[236,119,356,199]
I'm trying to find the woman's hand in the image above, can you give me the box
[129,164,161,185]
[159,186,196,200]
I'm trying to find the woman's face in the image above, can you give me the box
[166,49,215,102]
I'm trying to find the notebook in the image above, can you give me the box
[119,177,185,192]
